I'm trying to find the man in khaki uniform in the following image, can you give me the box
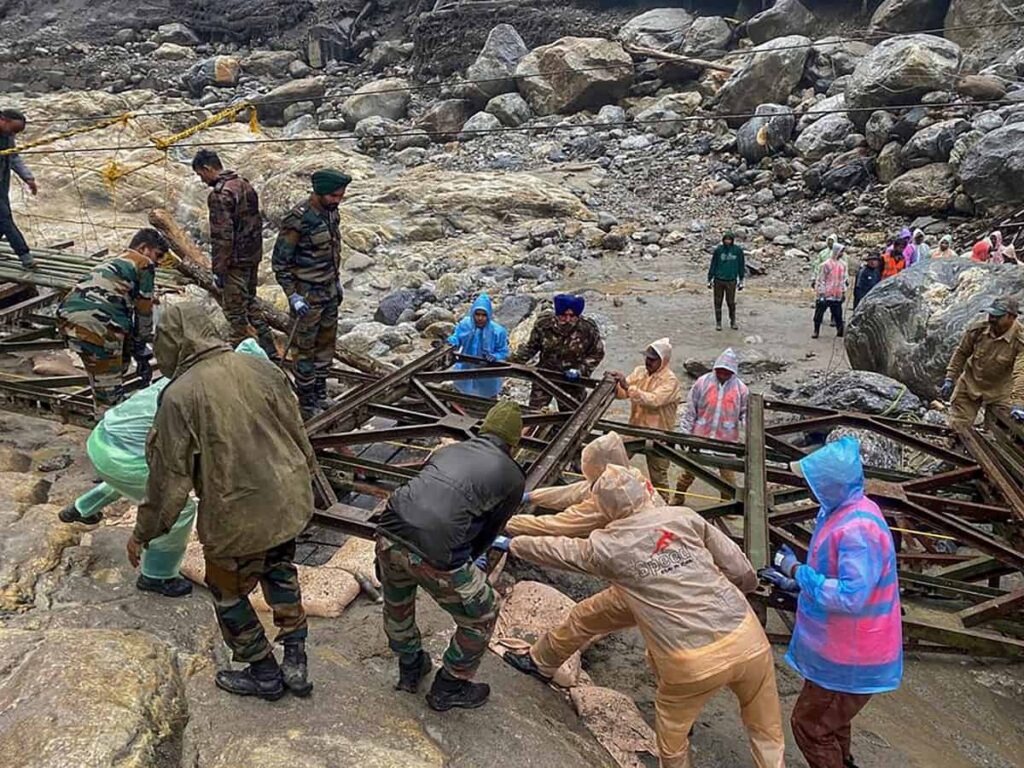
[941,297,1024,430]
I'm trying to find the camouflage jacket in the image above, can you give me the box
[57,249,155,341]
[271,197,341,302]
[511,312,605,376]
[208,170,262,275]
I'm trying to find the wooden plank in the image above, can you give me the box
[903,618,1024,658]
[959,588,1024,628]
[744,394,769,570]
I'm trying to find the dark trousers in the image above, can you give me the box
[222,263,275,354]
[813,299,844,335]
[791,680,872,768]
[0,190,30,257]
[713,278,737,323]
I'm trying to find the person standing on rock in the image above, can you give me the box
[767,436,902,768]
[0,108,37,270]
[940,296,1024,430]
[375,400,525,711]
[509,465,786,768]
[56,228,167,415]
[610,338,681,494]
[192,149,278,362]
[707,231,745,331]
[130,301,317,701]
[446,292,510,399]
[272,168,350,419]
[853,253,883,309]
[510,293,605,410]
[812,243,847,339]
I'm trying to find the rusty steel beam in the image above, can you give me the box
[958,588,1024,628]
[955,426,1024,521]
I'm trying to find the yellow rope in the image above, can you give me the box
[0,113,131,156]
[150,102,252,151]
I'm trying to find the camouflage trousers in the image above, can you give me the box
[375,536,499,680]
[221,264,276,356]
[291,294,338,409]
[204,538,307,664]
[59,320,129,415]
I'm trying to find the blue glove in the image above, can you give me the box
[289,293,311,317]
[474,554,489,570]
[564,368,581,383]
[1012,407,1024,423]
[213,272,224,290]
[773,544,801,578]
[492,535,511,552]
[522,491,531,504]
[940,378,954,399]
[483,352,496,363]
[758,567,799,593]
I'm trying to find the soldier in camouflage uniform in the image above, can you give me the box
[272,168,350,419]
[57,228,168,415]
[192,149,278,360]
[510,293,605,410]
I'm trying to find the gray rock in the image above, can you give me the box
[374,289,433,325]
[681,16,732,56]
[972,111,1004,132]
[616,8,694,51]
[684,348,790,378]
[395,129,432,150]
[737,104,795,163]
[282,101,315,124]
[366,40,413,72]
[634,106,683,138]
[461,24,530,104]
[242,49,298,77]
[876,141,906,183]
[946,0,1024,70]
[256,77,326,126]
[869,0,952,34]
[414,306,456,331]
[516,37,633,116]
[597,212,618,231]
[354,115,401,140]
[459,111,503,140]
[417,99,473,141]
[790,370,922,416]
[395,147,427,167]
[715,35,812,127]
[821,151,874,192]
[948,129,982,170]
[808,201,837,222]
[620,134,654,151]
[807,37,874,84]
[796,93,846,133]
[595,104,626,125]
[959,122,1024,210]
[485,92,532,127]
[319,118,347,132]
[865,110,896,151]
[846,259,1024,398]
[181,55,240,95]
[155,22,198,46]
[795,112,856,161]
[899,119,971,167]
[289,59,311,79]
[283,114,318,137]
[746,0,817,45]
[341,78,411,126]
[885,163,955,214]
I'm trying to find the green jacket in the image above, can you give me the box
[708,243,745,283]
[135,302,315,557]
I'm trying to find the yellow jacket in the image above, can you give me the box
[617,337,681,431]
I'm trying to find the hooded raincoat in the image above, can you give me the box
[618,338,682,431]
[134,302,316,558]
[786,437,903,695]
[907,229,931,266]
[815,245,847,300]
[447,293,510,398]
[933,234,954,258]
[813,235,838,271]
[679,349,749,443]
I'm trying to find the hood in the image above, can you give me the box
[722,230,735,242]
[898,227,912,240]
[793,435,864,515]
[939,234,953,247]
[831,243,845,258]
[992,231,1003,249]
[826,233,836,245]
[581,431,630,485]
[912,228,925,241]
[592,464,656,521]
[713,347,739,375]
[470,293,493,321]
[154,301,231,378]
[648,337,672,369]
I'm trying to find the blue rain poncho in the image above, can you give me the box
[447,293,510,399]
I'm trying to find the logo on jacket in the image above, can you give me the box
[653,529,676,554]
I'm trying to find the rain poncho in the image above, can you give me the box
[815,246,847,300]
[813,234,838,271]
[618,338,682,431]
[907,229,931,266]
[447,293,510,398]
[786,436,903,695]
[933,234,955,258]
[679,349,749,442]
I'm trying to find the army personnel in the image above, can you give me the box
[192,149,277,361]
[57,228,167,414]
[510,293,605,410]
[0,108,37,269]
[272,168,350,419]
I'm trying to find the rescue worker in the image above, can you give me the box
[708,231,745,331]
[510,293,605,410]
[272,168,350,419]
[376,400,526,711]
[192,149,278,361]
[509,465,785,768]
[880,234,905,279]
[0,107,36,269]
[765,436,903,768]
[675,348,747,502]
[131,301,317,701]
[57,228,167,415]
[446,292,509,399]
[610,338,681,494]
[940,297,1024,430]
[853,253,882,309]
[812,243,847,339]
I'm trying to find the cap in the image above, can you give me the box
[986,296,1020,317]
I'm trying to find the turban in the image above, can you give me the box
[312,169,352,195]
[554,293,585,316]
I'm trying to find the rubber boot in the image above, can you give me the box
[426,668,490,712]
[812,326,820,339]
[281,639,313,697]
[314,374,330,412]
[836,323,845,338]
[215,655,285,701]
[136,574,193,598]
[298,382,318,421]
[396,650,433,693]
[58,502,102,526]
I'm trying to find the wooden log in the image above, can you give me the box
[147,208,394,376]
[623,43,735,74]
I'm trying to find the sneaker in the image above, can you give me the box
[58,502,102,526]
[426,668,490,711]
[502,650,553,684]
[396,651,433,693]
[281,640,314,697]
[136,574,193,598]
[215,658,285,701]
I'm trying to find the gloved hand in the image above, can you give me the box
[474,554,489,571]
[759,567,799,593]
[483,352,496,363]
[133,343,154,387]
[522,491,531,504]
[940,378,955,400]
[491,535,511,552]
[213,272,224,291]
[773,544,801,578]
[737,282,744,291]
[707,280,714,289]
[289,293,311,317]
[1012,407,1024,423]
[564,369,581,383]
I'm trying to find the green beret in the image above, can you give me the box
[312,169,352,195]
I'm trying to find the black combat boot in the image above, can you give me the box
[258,333,281,364]
[502,650,552,684]
[215,655,285,701]
[396,651,433,693]
[314,374,330,412]
[136,574,193,598]
[298,382,318,421]
[281,639,313,697]
[426,668,490,711]
[58,502,102,526]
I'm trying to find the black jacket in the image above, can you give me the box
[853,265,882,308]
[377,434,526,569]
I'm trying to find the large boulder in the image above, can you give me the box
[845,259,1024,398]
[789,370,923,416]
[746,0,817,45]
[795,112,856,161]
[516,37,633,116]
[681,16,732,56]
[885,163,956,214]
[459,111,503,140]
[485,92,532,127]
[616,8,694,51]
[959,123,1024,211]
[340,78,411,126]
[845,35,962,125]
[460,24,530,105]
[870,0,952,34]
[737,104,796,163]
[806,38,874,85]
[417,99,474,141]
[182,55,240,95]
[899,119,971,167]
[242,49,298,77]
[946,0,1024,69]
[256,77,326,126]
[715,35,812,127]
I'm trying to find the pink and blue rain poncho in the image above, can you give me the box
[786,436,904,695]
